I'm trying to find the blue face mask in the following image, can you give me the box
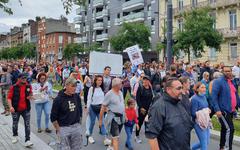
[199,93,206,96]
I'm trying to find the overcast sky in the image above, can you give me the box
[0,0,76,33]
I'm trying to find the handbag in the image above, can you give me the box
[91,104,102,113]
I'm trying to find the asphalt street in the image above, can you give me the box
[2,92,239,150]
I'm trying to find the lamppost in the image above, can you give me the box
[166,0,173,70]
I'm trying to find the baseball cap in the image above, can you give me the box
[65,77,77,86]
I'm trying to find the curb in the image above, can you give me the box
[211,130,240,147]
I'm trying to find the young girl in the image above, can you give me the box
[125,99,139,150]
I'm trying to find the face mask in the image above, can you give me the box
[199,93,206,96]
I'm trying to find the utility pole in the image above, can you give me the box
[166,0,173,70]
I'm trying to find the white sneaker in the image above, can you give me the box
[88,136,95,144]
[12,136,18,144]
[104,138,111,146]
[107,146,114,150]
[135,136,142,144]
[25,140,33,147]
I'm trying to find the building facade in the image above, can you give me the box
[45,32,75,63]
[74,0,159,51]
[38,17,76,62]
[159,0,240,65]
[23,20,38,43]
[0,34,10,50]
[10,26,24,47]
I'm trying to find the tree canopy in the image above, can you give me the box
[0,43,36,60]
[174,7,223,62]
[63,43,84,60]
[110,22,151,52]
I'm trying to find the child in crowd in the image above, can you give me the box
[125,99,139,150]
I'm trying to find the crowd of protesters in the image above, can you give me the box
[0,58,240,150]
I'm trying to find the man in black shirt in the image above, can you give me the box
[145,78,193,150]
[51,77,83,149]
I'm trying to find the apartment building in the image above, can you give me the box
[159,0,240,65]
[23,20,38,43]
[74,0,159,51]
[38,17,76,62]
[10,26,24,47]
[0,34,11,50]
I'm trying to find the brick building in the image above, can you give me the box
[38,17,76,62]
[45,32,75,63]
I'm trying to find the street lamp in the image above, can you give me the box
[166,0,173,70]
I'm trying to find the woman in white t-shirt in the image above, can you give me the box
[86,75,111,146]
[32,73,51,133]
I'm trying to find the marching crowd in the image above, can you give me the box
[0,59,240,150]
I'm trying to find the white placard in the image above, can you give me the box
[124,45,144,66]
[89,51,123,76]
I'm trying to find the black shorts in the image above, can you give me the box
[110,119,123,138]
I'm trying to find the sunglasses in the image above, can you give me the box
[174,86,183,90]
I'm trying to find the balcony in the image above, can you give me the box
[76,28,81,34]
[93,0,104,7]
[93,22,104,30]
[95,9,108,19]
[114,18,122,25]
[74,16,83,24]
[96,33,108,41]
[122,0,144,12]
[122,12,145,23]
[86,25,90,32]
[76,6,85,15]
[172,0,240,17]
[108,21,111,28]
[218,27,240,38]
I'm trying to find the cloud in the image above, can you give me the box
[0,0,77,32]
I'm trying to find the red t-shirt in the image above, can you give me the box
[8,81,32,112]
[125,108,138,124]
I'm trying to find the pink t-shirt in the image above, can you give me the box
[227,79,237,112]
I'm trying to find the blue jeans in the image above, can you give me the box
[85,115,90,135]
[35,101,51,129]
[124,121,135,149]
[192,123,210,150]
[89,106,107,136]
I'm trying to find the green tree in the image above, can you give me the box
[84,42,105,52]
[62,0,86,14]
[174,7,223,63]
[63,43,84,60]
[110,23,151,52]
[0,0,21,14]
[22,43,36,59]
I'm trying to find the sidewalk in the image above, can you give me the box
[0,107,53,150]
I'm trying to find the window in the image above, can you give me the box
[210,12,216,29]
[209,47,216,59]
[192,0,198,7]
[178,0,184,11]
[229,10,237,30]
[230,43,238,59]
[178,19,183,31]
[59,35,63,44]
[68,36,72,43]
